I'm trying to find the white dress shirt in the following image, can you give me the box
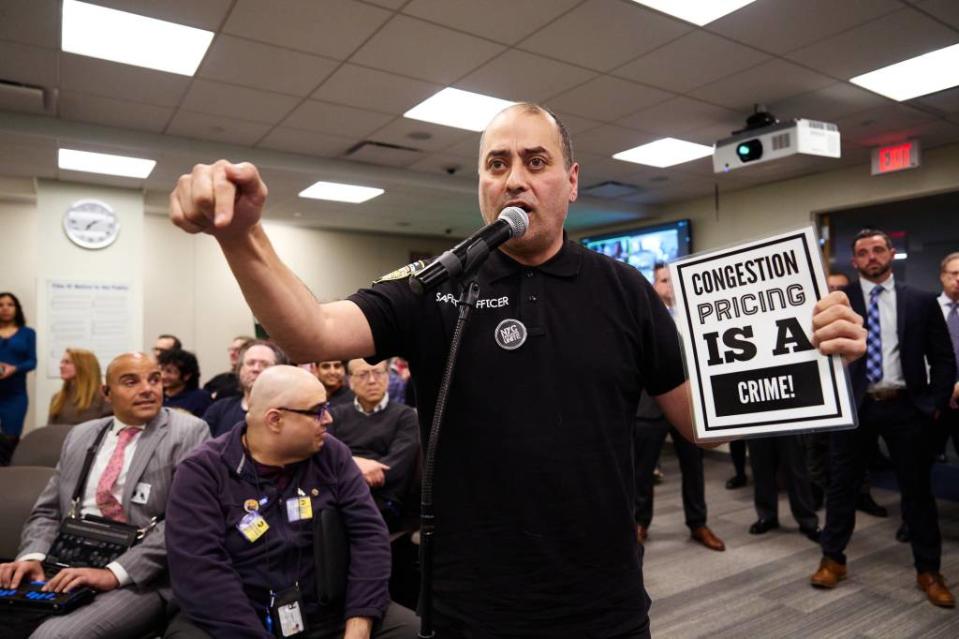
[860,275,905,390]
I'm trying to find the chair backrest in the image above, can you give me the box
[11,424,75,467]
[0,466,56,561]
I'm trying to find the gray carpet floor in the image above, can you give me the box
[641,450,959,638]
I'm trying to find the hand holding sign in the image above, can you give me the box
[811,291,867,364]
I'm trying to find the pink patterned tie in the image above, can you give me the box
[95,426,140,522]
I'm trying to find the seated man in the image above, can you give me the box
[159,349,212,417]
[203,340,287,438]
[0,352,209,638]
[165,365,417,639]
[329,360,420,531]
[203,335,254,401]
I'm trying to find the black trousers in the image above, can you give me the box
[728,439,747,477]
[821,396,941,572]
[634,417,707,530]
[747,435,817,529]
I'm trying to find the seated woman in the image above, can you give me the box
[48,348,112,425]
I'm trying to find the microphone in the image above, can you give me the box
[409,206,529,295]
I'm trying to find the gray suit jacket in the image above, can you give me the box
[18,408,209,598]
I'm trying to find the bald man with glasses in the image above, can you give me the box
[165,365,416,639]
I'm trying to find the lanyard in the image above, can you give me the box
[248,457,308,608]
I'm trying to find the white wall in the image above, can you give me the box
[142,215,454,384]
[31,179,146,430]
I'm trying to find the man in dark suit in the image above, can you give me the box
[811,229,957,608]
[0,352,209,637]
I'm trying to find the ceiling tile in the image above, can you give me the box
[344,143,424,168]
[551,111,604,135]
[442,135,487,159]
[617,97,739,136]
[256,127,357,158]
[457,50,597,103]
[408,152,479,178]
[0,0,59,48]
[166,110,273,145]
[87,0,233,30]
[281,100,395,138]
[708,0,901,55]
[223,0,392,59]
[312,64,442,115]
[363,0,407,8]
[180,79,300,124]
[786,9,959,79]
[613,30,768,93]
[688,58,834,111]
[0,132,56,178]
[918,87,959,115]
[769,83,889,123]
[59,91,174,132]
[350,15,505,84]
[59,54,192,108]
[401,0,580,44]
[0,41,58,87]
[198,35,339,97]
[577,152,656,185]
[917,0,959,29]
[835,104,937,147]
[368,118,475,153]
[520,0,691,72]
[575,126,659,157]
[549,76,673,121]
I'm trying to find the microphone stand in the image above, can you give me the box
[417,277,481,639]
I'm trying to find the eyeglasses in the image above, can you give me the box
[352,370,388,381]
[277,403,331,421]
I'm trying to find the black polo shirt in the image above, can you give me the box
[348,238,685,636]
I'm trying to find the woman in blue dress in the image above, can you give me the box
[0,292,37,438]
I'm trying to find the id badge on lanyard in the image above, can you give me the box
[267,584,307,638]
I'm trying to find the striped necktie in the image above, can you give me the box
[865,286,883,384]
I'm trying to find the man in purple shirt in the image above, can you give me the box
[165,366,416,639]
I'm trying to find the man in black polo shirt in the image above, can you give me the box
[169,103,866,637]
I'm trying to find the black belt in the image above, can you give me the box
[866,388,905,401]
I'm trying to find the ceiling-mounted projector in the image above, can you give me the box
[713,108,841,173]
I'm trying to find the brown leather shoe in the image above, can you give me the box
[690,526,725,551]
[917,572,956,608]
[810,557,847,588]
[636,525,648,543]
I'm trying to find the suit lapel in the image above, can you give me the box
[847,282,866,317]
[121,409,168,508]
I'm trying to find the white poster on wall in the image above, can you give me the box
[45,280,134,377]
[669,227,856,442]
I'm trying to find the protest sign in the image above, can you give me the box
[669,227,856,441]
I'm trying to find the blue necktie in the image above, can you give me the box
[866,286,883,384]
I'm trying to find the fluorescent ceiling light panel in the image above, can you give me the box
[613,138,714,168]
[299,181,384,204]
[58,148,156,178]
[404,88,516,132]
[630,0,758,26]
[850,43,959,101]
[61,0,214,76]
[894,252,908,261]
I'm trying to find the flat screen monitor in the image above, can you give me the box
[580,219,692,282]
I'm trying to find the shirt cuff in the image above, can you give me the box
[106,561,131,587]
[16,553,46,563]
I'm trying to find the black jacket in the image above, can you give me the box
[845,280,956,416]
